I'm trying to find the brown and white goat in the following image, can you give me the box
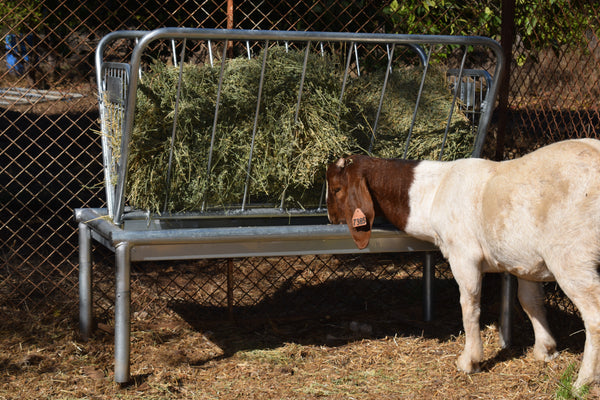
[326,138,600,389]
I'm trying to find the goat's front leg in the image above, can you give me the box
[449,255,484,373]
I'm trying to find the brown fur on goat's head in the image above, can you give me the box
[326,155,375,249]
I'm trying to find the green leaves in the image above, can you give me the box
[382,0,597,58]
[0,0,42,33]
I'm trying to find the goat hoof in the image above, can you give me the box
[533,347,558,362]
[457,356,480,374]
[573,376,592,392]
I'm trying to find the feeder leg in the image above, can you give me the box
[423,251,435,321]
[499,273,515,348]
[114,242,131,383]
[78,222,93,341]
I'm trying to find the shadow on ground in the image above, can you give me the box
[168,274,585,371]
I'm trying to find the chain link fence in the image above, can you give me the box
[498,1,600,155]
[1,1,598,321]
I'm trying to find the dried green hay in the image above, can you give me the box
[119,46,472,213]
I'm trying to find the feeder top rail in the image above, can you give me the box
[96,28,503,59]
[96,28,504,225]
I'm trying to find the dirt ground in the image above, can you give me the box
[0,280,597,400]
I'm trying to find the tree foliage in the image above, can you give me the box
[383,0,597,54]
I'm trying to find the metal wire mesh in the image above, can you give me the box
[501,1,600,154]
[0,0,595,321]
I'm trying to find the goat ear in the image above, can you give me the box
[335,157,354,169]
[345,177,374,250]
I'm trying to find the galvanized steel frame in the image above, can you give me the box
[95,28,504,225]
[81,28,506,383]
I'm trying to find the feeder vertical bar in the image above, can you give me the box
[114,65,129,219]
[318,42,356,211]
[281,43,311,210]
[478,77,484,126]
[163,38,187,213]
[403,46,432,159]
[472,77,478,129]
[294,41,310,124]
[409,44,428,67]
[115,66,126,213]
[246,40,251,59]
[135,38,142,79]
[339,42,354,102]
[171,40,178,67]
[475,76,486,131]
[317,178,327,211]
[369,43,395,154]
[203,40,229,212]
[114,242,131,383]
[467,76,474,110]
[480,77,485,108]
[78,222,93,341]
[294,42,311,124]
[439,46,467,161]
[99,68,114,217]
[242,40,269,211]
[354,43,360,77]
[208,39,214,67]
[474,47,503,158]
[317,42,356,212]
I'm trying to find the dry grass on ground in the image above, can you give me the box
[0,297,597,400]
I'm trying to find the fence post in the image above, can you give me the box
[494,0,517,348]
[495,0,516,161]
[227,0,234,55]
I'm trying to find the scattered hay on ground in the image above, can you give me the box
[0,290,593,399]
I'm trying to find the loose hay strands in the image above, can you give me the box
[116,46,471,213]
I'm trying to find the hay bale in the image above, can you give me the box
[121,47,472,213]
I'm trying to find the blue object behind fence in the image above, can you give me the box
[5,34,32,75]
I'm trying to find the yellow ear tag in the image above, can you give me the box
[352,208,367,228]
